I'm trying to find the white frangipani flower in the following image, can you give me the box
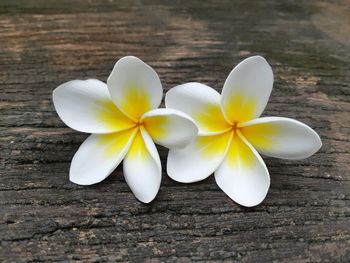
[165,56,322,207]
[53,56,198,203]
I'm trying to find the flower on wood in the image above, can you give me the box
[53,56,198,203]
[165,56,322,207]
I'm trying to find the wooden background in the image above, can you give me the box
[1,0,349,262]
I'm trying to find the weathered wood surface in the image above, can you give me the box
[0,0,349,262]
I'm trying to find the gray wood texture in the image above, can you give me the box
[0,0,349,262]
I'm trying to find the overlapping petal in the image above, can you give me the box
[70,128,137,185]
[107,56,163,121]
[239,117,322,159]
[53,79,135,133]
[165,82,231,135]
[123,127,161,203]
[167,131,232,183]
[215,130,270,207]
[221,56,273,123]
[142,108,198,149]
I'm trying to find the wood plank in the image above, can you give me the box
[1,0,349,261]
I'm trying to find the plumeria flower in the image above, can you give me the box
[165,56,322,207]
[53,56,198,203]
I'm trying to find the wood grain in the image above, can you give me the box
[0,0,349,262]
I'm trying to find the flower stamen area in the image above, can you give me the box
[232,122,238,133]
[135,120,143,128]
[226,121,256,168]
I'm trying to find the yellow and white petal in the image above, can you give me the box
[165,82,231,135]
[221,56,273,123]
[141,108,198,149]
[167,131,232,183]
[70,128,137,185]
[107,56,163,121]
[239,117,322,159]
[123,127,161,203]
[215,130,270,207]
[53,79,135,133]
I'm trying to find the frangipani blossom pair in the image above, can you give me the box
[53,56,322,206]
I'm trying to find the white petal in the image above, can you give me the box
[107,56,163,121]
[123,127,161,203]
[167,131,232,183]
[221,56,273,123]
[215,130,270,207]
[53,79,135,133]
[70,128,137,185]
[165,82,231,135]
[141,108,198,149]
[239,117,322,159]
